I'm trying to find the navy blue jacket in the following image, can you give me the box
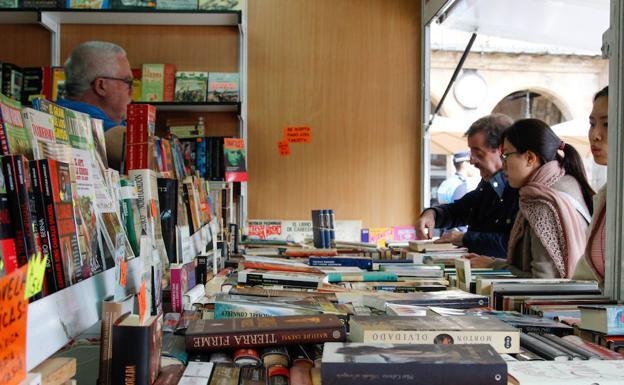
[429,171,519,258]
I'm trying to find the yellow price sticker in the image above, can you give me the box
[24,254,47,299]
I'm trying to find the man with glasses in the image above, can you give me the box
[415,114,519,258]
[57,41,134,169]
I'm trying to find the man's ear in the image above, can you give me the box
[92,78,107,97]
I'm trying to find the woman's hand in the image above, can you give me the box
[463,253,496,268]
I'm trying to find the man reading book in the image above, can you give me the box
[57,41,133,170]
[415,114,519,258]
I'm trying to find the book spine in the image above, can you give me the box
[360,330,520,354]
[111,323,151,385]
[308,257,372,269]
[196,255,208,285]
[39,159,67,290]
[157,178,177,264]
[241,273,320,288]
[29,160,58,294]
[321,361,506,385]
[170,267,183,313]
[186,326,347,352]
[163,64,176,102]
[99,303,126,385]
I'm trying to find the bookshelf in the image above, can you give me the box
[0,5,246,372]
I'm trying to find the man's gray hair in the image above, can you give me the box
[64,41,127,98]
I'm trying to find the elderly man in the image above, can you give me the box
[57,41,133,169]
[415,114,519,258]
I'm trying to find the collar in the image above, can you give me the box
[455,172,467,182]
[56,98,125,131]
[487,170,507,198]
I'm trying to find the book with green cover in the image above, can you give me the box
[199,0,241,10]
[0,93,32,158]
[141,64,175,102]
[174,72,208,102]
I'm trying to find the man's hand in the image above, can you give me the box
[464,253,496,268]
[415,209,436,239]
[435,230,464,246]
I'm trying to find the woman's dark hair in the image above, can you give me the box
[502,118,595,214]
[594,85,608,102]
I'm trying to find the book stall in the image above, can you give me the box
[1,1,624,385]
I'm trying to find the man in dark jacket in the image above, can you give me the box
[416,114,518,258]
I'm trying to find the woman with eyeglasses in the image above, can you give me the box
[466,118,594,278]
[573,86,608,284]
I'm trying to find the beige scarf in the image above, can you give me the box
[507,161,587,278]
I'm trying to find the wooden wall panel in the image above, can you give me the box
[0,25,51,67]
[248,0,421,227]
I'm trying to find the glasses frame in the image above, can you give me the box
[93,76,134,88]
[500,151,520,162]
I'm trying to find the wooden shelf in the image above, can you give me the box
[149,101,240,113]
[0,9,241,26]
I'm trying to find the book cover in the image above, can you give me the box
[199,0,241,11]
[308,256,373,270]
[21,67,43,105]
[392,226,416,241]
[157,0,197,9]
[21,1,62,8]
[508,360,624,385]
[170,261,196,313]
[110,0,154,9]
[0,93,32,158]
[223,138,247,182]
[237,269,324,289]
[141,64,176,102]
[367,228,393,248]
[28,160,58,295]
[1,63,23,102]
[174,72,208,102]
[321,343,507,385]
[0,167,17,274]
[65,107,101,278]
[213,293,338,319]
[349,315,520,354]
[207,73,239,102]
[2,155,38,267]
[111,313,163,385]
[185,315,347,352]
[0,1,18,8]
[157,178,178,264]
[39,159,81,286]
[67,0,109,8]
[22,107,66,162]
[362,290,489,311]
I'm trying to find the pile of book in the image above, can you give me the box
[0,1,242,11]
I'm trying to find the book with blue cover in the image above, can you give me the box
[580,305,624,335]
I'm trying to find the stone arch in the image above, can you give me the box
[486,85,574,124]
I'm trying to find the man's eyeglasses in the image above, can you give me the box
[93,76,134,88]
[500,151,519,162]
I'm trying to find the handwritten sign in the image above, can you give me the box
[284,126,312,143]
[0,265,28,385]
[138,280,147,323]
[24,255,47,299]
[119,259,127,287]
[278,140,291,156]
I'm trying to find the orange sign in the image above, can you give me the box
[0,265,28,385]
[278,140,291,156]
[138,280,147,323]
[119,259,127,287]
[284,126,312,143]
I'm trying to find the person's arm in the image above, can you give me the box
[104,124,126,171]
[430,186,482,229]
[462,231,509,259]
[490,258,533,278]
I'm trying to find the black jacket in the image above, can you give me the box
[430,171,519,258]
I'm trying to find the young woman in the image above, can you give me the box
[467,119,594,278]
[574,86,608,284]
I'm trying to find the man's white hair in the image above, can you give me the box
[64,41,127,98]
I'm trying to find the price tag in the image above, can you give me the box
[284,126,312,143]
[119,259,127,287]
[24,254,47,299]
[138,280,147,323]
[0,265,28,385]
[278,140,291,156]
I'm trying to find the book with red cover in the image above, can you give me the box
[0,166,18,274]
[38,158,81,287]
[185,314,347,352]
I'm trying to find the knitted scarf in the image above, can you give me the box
[507,161,587,278]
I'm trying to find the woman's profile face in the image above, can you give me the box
[589,95,608,165]
[502,139,539,188]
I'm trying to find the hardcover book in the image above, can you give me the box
[174,72,208,102]
[142,64,176,102]
[185,315,347,352]
[0,93,32,158]
[349,315,520,354]
[111,313,163,385]
[321,343,507,385]
[207,73,239,102]
[99,294,134,385]
[580,305,624,335]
